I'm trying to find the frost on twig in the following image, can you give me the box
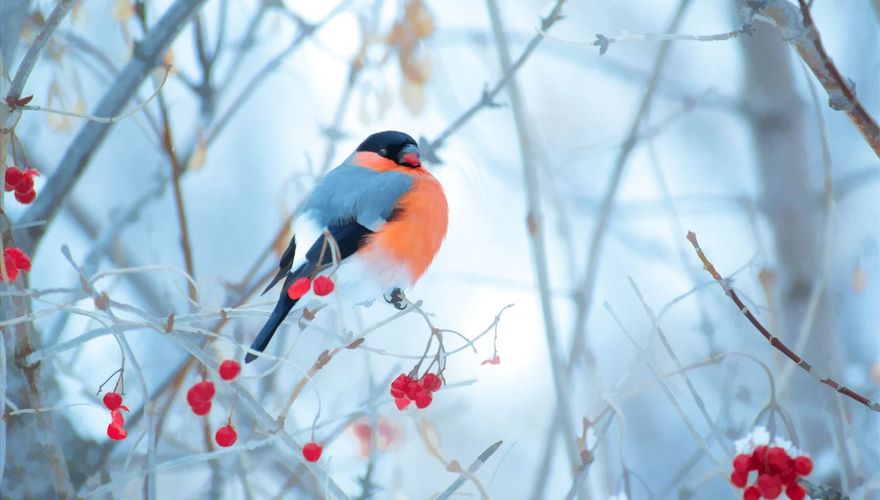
[550,24,757,56]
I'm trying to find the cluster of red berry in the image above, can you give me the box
[389,372,441,410]
[2,247,31,282]
[4,166,39,204]
[102,392,129,441]
[287,275,335,300]
[302,442,323,462]
[186,380,215,416]
[731,446,813,499]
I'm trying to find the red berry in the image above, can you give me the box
[733,454,752,472]
[312,275,335,296]
[218,359,241,381]
[767,447,791,473]
[287,277,311,299]
[730,470,749,488]
[420,373,442,392]
[353,422,371,441]
[414,390,432,409]
[302,442,322,462]
[193,380,215,401]
[793,456,812,476]
[14,188,35,204]
[1,256,19,282]
[5,247,31,271]
[743,486,761,500]
[390,374,409,398]
[404,379,421,400]
[780,470,796,488]
[786,484,806,500]
[394,397,411,410]
[186,387,202,407]
[391,374,409,390]
[757,473,782,499]
[102,392,123,411]
[751,445,768,471]
[107,423,127,441]
[191,401,211,415]
[110,409,125,427]
[5,167,22,191]
[215,424,238,447]
[14,175,33,194]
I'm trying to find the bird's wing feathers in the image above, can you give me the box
[302,165,413,230]
[304,222,374,267]
[263,165,411,295]
[262,233,296,295]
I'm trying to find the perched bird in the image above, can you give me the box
[245,131,448,363]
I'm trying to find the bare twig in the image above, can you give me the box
[686,231,880,412]
[5,0,75,100]
[157,92,199,303]
[533,2,693,497]
[422,0,567,162]
[759,0,880,157]
[434,440,503,500]
[542,24,754,55]
[275,348,342,428]
[15,0,211,254]
[19,65,171,123]
[484,0,580,473]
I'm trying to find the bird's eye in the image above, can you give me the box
[378,148,388,157]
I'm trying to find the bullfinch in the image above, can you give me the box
[245,131,448,363]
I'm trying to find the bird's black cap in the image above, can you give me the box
[356,131,419,165]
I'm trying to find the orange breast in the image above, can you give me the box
[361,165,448,284]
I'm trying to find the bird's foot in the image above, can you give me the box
[384,288,407,310]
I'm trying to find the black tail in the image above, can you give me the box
[245,291,297,363]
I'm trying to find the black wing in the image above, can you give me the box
[304,221,374,267]
[261,222,373,295]
[246,221,374,363]
[261,233,297,295]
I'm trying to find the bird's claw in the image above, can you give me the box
[384,288,407,310]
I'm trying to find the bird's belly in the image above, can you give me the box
[330,251,412,305]
[293,251,410,310]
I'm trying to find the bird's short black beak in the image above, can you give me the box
[397,144,421,167]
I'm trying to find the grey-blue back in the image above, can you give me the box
[302,163,413,229]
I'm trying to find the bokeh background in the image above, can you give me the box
[1,0,878,498]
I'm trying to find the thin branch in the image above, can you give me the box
[686,231,880,412]
[484,0,581,475]
[759,0,880,157]
[157,90,199,303]
[19,65,171,123]
[5,0,75,100]
[16,0,211,255]
[421,0,567,163]
[541,23,754,55]
[533,2,693,497]
[435,440,504,500]
[567,0,692,372]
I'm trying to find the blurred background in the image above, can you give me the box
[1,0,878,498]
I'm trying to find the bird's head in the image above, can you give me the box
[355,130,421,169]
